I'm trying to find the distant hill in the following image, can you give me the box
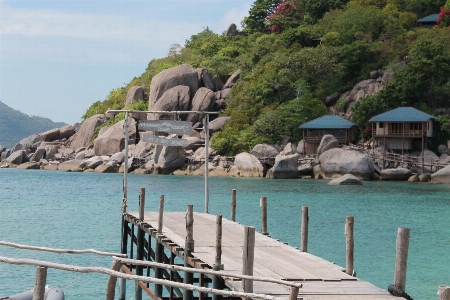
[0,101,66,149]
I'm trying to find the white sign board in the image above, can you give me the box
[138,120,192,135]
[142,134,188,147]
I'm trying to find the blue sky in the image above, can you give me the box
[0,0,253,125]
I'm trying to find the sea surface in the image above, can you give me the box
[0,168,449,299]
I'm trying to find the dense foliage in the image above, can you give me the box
[0,101,66,148]
[83,0,449,155]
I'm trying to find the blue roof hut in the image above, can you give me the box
[298,115,358,155]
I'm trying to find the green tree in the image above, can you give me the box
[301,0,350,24]
[242,0,282,33]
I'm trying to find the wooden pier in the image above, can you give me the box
[122,208,400,300]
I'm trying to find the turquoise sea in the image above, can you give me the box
[0,168,449,299]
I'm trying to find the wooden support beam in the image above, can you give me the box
[438,286,450,300]
[184,205,195,300]
[136,187,146,300]
[300,206,308,253]
[242,226,255,299]
[394,227,410,293]
[213,214,223,300]
[119,218,129,300]
[231,189,236,222]
[260,197,268,235]
[33,266,47,300]
[345,216,354,276]
[158,195,164,234]
[105,259,122,300]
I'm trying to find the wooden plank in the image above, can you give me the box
[127,212,400,300]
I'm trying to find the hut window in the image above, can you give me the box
[392,123,402,134]
[333,129,345,138]
[379,122,384,128]
[410,123,422,130]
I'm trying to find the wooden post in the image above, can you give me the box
[300,206,308,252]
[155,197,164,300]
[135,188,146,300]
[438,286,450,300]
[260,196,268,235]
[231,189,236,222]
[394,227,410,293]
[105,259,122,300]
[345,216,354,276]
[289,287,299,300]
[184,205,194,300]
[242,226,255,299]
[33,266,47,300]
[158,195,164,233]
[213,214,223,300]
[119,217,129,300]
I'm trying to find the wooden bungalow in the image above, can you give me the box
[369,107,435,155]
[417,14,439,28]
[298,115,359,155]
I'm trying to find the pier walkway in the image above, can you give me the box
[125,211,398,300]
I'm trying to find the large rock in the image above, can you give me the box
[282,143,296,155]
[223,69,241,89]
[30,147,46,162]
[70,114,107,150]
[341,79,383,104]
[57,125,75,140]
[297,140,305,155]
[4,150,26,165]
[328,174,362,185]
[266,154,299,179]
[124,86,145,108]
[319,148,375,180]
[380,168,412,181]
[431,165,450,184]
[250,144,280,158]
[57,159,86,172]
[149,64,198,110]
[44,144,60,161]
[11,134,42,152]
[94,119,136,156]
[0,145,5,155]
[200,68,216,92]
[1,149,10,162]
[94,164,118,173]
[317,135,339,156]
[328,174,363,185]
[17,162,40,170]
[209,117,231,134]
[132,140,154,159]
[149,86,191,120]
[186,88,216,124]
[225,23,238,36]
[40,128,60,142]
[151,142,186,174]
[234,152,264,177]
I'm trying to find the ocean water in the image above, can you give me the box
[1,168,449,299]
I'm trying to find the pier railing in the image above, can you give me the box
[0,241,301,300]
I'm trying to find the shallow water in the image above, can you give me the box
[1,168,449,299]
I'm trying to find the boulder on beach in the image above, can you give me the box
[317,135,339,156]
[209,117,231,134]
[380,168,412,181]
[58,159,86,172]
[328,174,363,185]
[431,165,450,184]
[4,150,26,165]
[266,154,299,179]
[11,134,42,152]
[250,144,280,158]
[234,152,264,177]
[318,148,375,180]
[17,162,40,170]
[186,88,216,124]
[151,141,186,174]
[94,119,136,156]
[124,86,145,108]
[69,114,107,150]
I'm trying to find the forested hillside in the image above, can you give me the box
[83,0,450,155]
[0,101,66,148]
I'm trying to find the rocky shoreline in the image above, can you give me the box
[2,63,450,184]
